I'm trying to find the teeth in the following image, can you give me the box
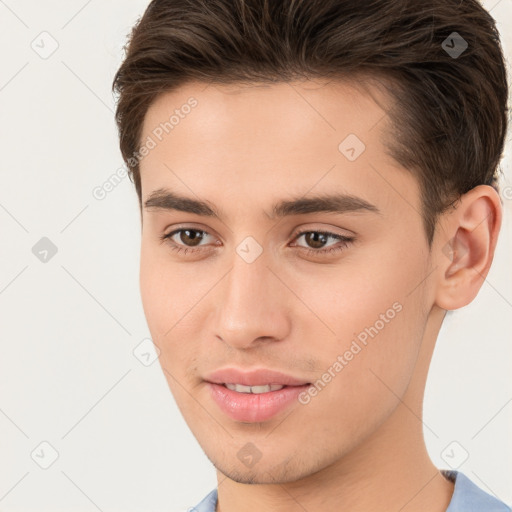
[225,383,285,393]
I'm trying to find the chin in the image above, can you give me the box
[209,453,322,485]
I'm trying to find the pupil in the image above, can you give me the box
[306,232,326,249]
[182,229,202,246]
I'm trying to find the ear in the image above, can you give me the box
[433,185,502,311]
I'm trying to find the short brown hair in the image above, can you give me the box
[112,0,509,245]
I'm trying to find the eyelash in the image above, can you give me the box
[160,227,354,257]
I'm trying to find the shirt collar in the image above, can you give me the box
[442,470,510,512]
[192,470,510,512]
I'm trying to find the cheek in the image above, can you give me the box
[293,243,426,345]
[139,243,194,362]
[139,240,220,393]
[139,245,168,338]
[139,254,202,417]
[140,240,192,332]
[292,241,428,408]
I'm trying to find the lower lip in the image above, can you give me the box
[207,382,311,422]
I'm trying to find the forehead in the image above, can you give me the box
[141,78,390,149]
[138,78,418,217]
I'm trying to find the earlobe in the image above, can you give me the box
[434,185,502,311]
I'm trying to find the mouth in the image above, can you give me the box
[204,369,312,422]
[222,383,289,393]
[204,367,311,388]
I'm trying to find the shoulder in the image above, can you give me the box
[443,470,511,512]
[183,474,512,512]
[188,488,218,512]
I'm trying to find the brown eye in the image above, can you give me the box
[161,228,214,254]
[175,229,205,247]
[303,232,330,249]
[292,229,355,256]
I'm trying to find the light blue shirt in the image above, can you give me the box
[191,470,511,511]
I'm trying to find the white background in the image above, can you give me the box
[0,1,510,510]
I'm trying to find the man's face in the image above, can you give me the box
[138,79,435,484]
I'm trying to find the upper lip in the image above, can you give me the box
[204,368,310,387]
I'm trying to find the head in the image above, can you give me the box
[112,0,508,485]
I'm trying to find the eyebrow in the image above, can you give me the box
[144,188,381,220]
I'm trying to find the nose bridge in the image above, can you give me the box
[213,245,290,348]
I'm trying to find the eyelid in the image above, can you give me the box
[291,226,354,240]
[162,221,218,239]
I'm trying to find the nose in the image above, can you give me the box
[212,248,291,350]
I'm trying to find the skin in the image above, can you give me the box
[137,79,501,512]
